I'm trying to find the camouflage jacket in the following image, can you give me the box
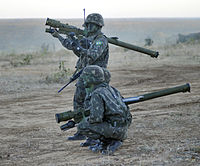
[85,83,132,127]
[59,31,109,70]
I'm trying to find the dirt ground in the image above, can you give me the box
[0,44,200,166]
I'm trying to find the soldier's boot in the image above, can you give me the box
[101,140,123,155]
[80,138,100,147]
[89,141,108,153]
[67,132,86,141]
[89,142,103,153]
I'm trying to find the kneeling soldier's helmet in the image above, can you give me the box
[83,13,104,27]
[81,65,105,87]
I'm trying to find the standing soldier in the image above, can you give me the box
[78,65,132,154]
[51,13,109,140]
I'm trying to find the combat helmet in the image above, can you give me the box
[83,13,104,27]
[81,65,105,87]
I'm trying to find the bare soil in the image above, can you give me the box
[0,44,200,166]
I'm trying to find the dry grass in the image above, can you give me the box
[0,41,200,165]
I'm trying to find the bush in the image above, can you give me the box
[10,53,33,67]
[44,61,72,84]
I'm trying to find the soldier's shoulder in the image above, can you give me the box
[92,86,108,95]
[95,33,107,42]
[93,35,108,47]
[95,34,107,40]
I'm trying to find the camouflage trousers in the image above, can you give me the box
[77,120,128,141]
[73,77,86,111]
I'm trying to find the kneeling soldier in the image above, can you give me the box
[78,65,132,154]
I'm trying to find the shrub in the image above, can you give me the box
[44,61,72,84]
[10,53,33,67]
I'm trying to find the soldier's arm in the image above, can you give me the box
[51,30,73,50]
[69,36,108,60]
[89,93,104,124]
[58,35,84,58]
[71,38,91,57]
[57,36,74,50]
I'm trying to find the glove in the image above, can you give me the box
[71,40,81,50]
[66,32,87,54]
[66,32,81,51]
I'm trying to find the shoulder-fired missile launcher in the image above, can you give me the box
[55,83,190,131]
[45,18,159,58]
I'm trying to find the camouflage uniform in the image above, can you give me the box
[78,65,132,153]
[57,14,109,112]
[51,13,109,140]
[78,84,132,140]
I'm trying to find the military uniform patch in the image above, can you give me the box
[96,41,103,46]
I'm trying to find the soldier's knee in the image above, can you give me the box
[78,120,90,130]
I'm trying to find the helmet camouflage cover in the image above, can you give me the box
[83,13,104,27]
[81,65,105,86]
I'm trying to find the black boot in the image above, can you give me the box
[67,132,86,141]
[80,138,100,147]
[89,138,112,153]
[89,142,104,153]
[101,140,122,155]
